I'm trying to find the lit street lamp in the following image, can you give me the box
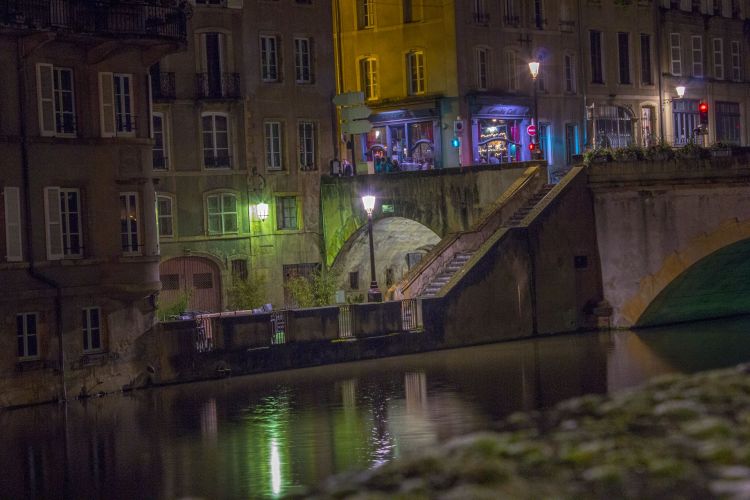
[361,194,382,302]
[528,60,541,160]
[256,202,269,222]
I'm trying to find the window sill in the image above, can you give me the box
[16,358,44,371]
[78,351,118,368]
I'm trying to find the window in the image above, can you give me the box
[731,40,741,81]
[157,195,174,238]
[3,187,22,262]
[261,35,279,82]
[473,0,489,23]
[713,38,724,80]
[538,122,551,164]
[99,72,134,136]
[505,51,519,90]
[265,121,284,170]
[641,106,655,147]
[294,37,313,83]
[564,124,579,165]
[403,0,420,22]
[16,313,38,359]
[407,51,425,95]
[670,33,682,76]
[202,113,231,168]
[593,105,633,149]
[358,0,375,28]
[276,196,298,230]
[716,101,740,144]
[672,99,699,145]
[691,35,703,77]
[82,307,102,352]
[36,64,76,137]
[298,121,316,170]
[640,34,652,85]
[200,32,228,97]
[232,259,248,281]
[360,57,378,100]
[152,112,168,170]
[476,48,489,90]
[617,33,630,84]
[590,31,604,83]
[533,0,544,29]
[161,274,179,290]
[206,193,238,235]
[504,0,519,25]
[349,271,359,289]
[44,187,81,260]
[193,273,213,289]
[119,192,140,255]
[564,54,576,92]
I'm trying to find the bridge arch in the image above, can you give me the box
[332,216,440,298]
[622,218,750,327]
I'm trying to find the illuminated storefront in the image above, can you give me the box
[358,109,440,170]
[469,99,533,164]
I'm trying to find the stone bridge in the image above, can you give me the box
[590,158,750,327]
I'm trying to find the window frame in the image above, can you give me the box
[82,306,102,353]
[201,112,231,169]
[37,64,77,138]
[564,53,576,93]
[294,37,313,84]
[505,51,519,90]
[407,50,425,95]
[58,188,82,259]
[359,57,379,100]
[264,121,284,171]
[276,195,300,231]
[590,30,604,84]
[617,32,631,84]
[359,0,375,29]
[260,34,280,82]
[206,192,239,235]
[113,73,135,136]
[152,111,169,170]
[157,194,175,239]
[476,47,489,90]
[119,192,141,256]
[297,120,316,171]
[691,35,703,78]
[640,33,653,85]
[670,33,682,76]
[713,38,724,80]
[16,312,39,360]
[731,40,742,81]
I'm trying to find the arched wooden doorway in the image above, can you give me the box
[159,256,222,313]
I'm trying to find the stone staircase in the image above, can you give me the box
[418,184,555,298]
[503,184,555,227]
[420,252,474,297]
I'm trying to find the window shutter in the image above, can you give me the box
[4,187,23,262]
[44,187,64,260]
[36,63,55,136]
[99,72,115,137]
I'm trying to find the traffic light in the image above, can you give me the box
[528,143,536,152]
[451,137,460,148]
[699,102,709,126]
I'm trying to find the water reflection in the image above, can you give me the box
[3,317,750,499]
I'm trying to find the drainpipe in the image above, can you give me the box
[16,38,67,403]
[656,5,665,142]
[576,0,588,150]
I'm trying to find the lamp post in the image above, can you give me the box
[361,194,382,302]
[528,61,540,160]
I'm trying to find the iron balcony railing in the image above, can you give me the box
[0,0,187,43]
[195,72,241,99]
[151,71,175,100]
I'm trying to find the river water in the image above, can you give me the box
[4,316,750,499]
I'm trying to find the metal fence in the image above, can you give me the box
[270,310,288,345]
[401,298,422,332]
[338,305,354,339]
[194,315,214,353]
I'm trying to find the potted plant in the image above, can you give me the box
[583,147,614,165]
[677,141,710,159]
[612,144,645,162]
[645,141,676,161]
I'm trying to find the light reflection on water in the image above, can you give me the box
[3,317,750,499]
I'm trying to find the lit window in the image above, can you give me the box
[206,193,238,235]
[407,51,425,95]
[360,57,378,100]
[119,192,140,255]
[358,0,375,28]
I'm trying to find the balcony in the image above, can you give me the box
[0,0,187,43]
[195,72,241,99]
[151,72,176,100]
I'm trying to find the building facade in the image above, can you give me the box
[0,0,187,406]
[152,0,336,312]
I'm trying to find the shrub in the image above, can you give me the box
[157,289,192,321]
[612,144,645,162]
[583,147,613,165]
[227,272,268,311]
[285,267,340,308]
[645,142,676,161]
[677,141,710,159]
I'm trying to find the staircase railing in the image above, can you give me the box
[394,164,548,299]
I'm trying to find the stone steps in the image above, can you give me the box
[420,252,474,297]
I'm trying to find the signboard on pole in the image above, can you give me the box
[333,92,365,106]
[526,124,537,137]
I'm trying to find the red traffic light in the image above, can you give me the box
[699,102,708,113]
[528,143,536,151]
[699,102,709,126]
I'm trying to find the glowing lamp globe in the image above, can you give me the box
[361,195,376,215]
[256,202,269,221]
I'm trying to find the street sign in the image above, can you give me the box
[333,92,365,106]
[341,104,371,122]
[527,124,537,137]
[342,119,372,135]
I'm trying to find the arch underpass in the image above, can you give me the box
[332,217,441,298]
[635,237,750,327]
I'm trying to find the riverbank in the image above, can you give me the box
[309,363,750,499]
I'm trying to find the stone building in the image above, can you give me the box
[0,0,188,407]
[152,0,336,312]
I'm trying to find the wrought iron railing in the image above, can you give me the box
[0,0,188,42]
[151,71,175,100]
[195,72,241,99]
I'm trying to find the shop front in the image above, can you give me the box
[359,108,441,172]
[469,98,533,165]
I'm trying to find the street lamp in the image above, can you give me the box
[361,194,382,302]
[256,202,269,222]
[528,60,541,160]
[664,85,686,104]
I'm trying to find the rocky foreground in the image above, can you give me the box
[307,364,750,499]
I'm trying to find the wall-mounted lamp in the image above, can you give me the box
[664,85,686,104]
[256,202,269,222]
